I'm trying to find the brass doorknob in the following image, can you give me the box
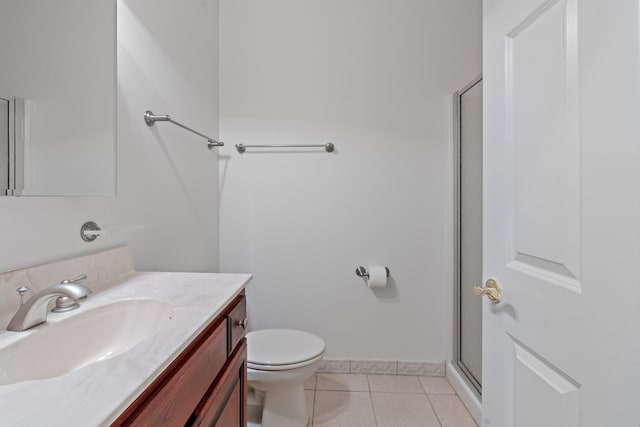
[474,278,502,303]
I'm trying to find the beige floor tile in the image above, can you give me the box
[419,376,456,394]
[429,394,478,427]
[306,390,315,423]
[313,391,377,427]
[305,374,317,390]
[367,374,425,393]
[316,373,370,391]
[371,392,441,427]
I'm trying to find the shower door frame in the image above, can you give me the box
[452,75,483,398]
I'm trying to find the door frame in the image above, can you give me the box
[452,74,483,398]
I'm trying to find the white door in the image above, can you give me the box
[482,1,640,426]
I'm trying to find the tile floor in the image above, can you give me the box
[249,373,478,427]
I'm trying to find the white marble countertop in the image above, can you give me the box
[0,271,251,426]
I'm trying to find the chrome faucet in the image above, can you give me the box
[7,277,92,332]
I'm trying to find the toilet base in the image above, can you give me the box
[260,383,309,427]
[246,329,325,427]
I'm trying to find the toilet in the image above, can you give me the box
[247,329,325,427]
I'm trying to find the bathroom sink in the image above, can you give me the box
[0,299,174,386]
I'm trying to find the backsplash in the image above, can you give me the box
[0,246,135,328]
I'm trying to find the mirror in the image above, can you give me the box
[0,0,116,196]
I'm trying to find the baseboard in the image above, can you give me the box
[446,361,482,425]
[318,359,445,376]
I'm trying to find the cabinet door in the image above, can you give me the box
[212,380,241,427]
[193,339,247,427]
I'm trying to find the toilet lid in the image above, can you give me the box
[247,329,326,366]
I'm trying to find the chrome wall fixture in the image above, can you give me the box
[355,266,390,278]
[80,221,144,242]
[235,142,335,154]
[80,221,101,242]
[144,110,223,150]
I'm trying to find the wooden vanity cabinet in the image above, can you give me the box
[112,292,247,427]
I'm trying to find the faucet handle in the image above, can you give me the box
[60,274,87,284]
[16,286,30,306]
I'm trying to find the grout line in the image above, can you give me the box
[367,372,378,426]
[370,391,431,395]
[310,388,316,426]
[369,390,379,427]
[425,392,444,427]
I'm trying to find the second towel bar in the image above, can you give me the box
[235,142,335,154]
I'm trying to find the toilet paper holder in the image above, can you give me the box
[355,266,390,278]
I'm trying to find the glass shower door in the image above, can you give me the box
[454,77,483,394]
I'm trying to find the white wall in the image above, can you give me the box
[219,1,482,360]
[0,0,220,275]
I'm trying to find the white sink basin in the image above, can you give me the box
[0,299,174,386]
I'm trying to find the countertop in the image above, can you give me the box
[0,271,251,426]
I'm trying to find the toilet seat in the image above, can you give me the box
[247,329,326,371]
[247,352,325,371]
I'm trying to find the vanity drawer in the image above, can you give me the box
[122,318,228,426]
[226,295,247,356]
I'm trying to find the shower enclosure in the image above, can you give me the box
[453,76,483,396]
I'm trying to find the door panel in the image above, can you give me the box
[506,337,580,427]
[507,0,581,291]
